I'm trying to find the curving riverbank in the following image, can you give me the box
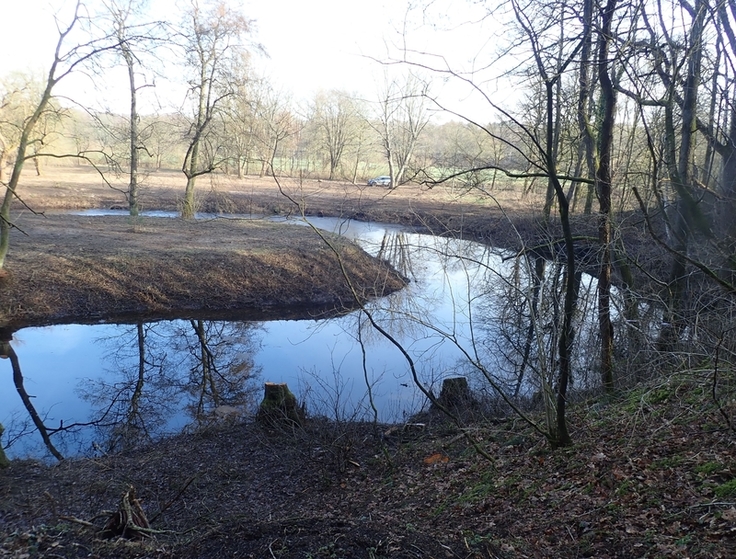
[0,212,406,331]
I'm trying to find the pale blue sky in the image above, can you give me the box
[0,0,506,120]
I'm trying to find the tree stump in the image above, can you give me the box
[435,377,477,412]
[256,382,304,427]
[0,424,9,469]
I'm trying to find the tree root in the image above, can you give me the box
[101,486,158,540]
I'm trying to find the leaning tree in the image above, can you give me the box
[0,1,122,272]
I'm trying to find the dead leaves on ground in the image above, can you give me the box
[423,452,450,465]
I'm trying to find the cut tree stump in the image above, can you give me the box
[0,424,9,468]
[256,382,304,427]
[434,377,478,412]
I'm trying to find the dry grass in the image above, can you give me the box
[14,165,541,218]
[1,165,550,330]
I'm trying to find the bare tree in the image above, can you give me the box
[1,339,64,460]
[594,0,619,391]
[178,0,253,219]
[144,114,187,170]
[371,74,430,188]
[99,0,167,216]
[0,72,64,181]
[251,84,298,177]
[218,56,257,177]
[0,1,121,271]
[615,0,712,348]
[310,90,362,180]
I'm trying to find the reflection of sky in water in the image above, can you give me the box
[1,324,111,457]
[0,215,603,460]
[6,325,108,412]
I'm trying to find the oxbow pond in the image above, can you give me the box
[1,213,610,460]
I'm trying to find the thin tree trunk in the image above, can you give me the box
[183,175,197,217]
[596,0,618,392]
[123,41,140,217]
[515,255,546,398]
[182,59,209,219]
[0,64,55,269]
[578,0,597,217]
[544,78,574,448]
[658,0,707,349]
[128,323,146,425]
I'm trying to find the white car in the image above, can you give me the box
[367,175,392,187]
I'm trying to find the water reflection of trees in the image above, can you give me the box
[174,320,261,420]
[80,319,262,454]
[80,323,175,453]
[1,338,65,460]
[365,232,494,345]
[365,230,615,408]
[471,253,604,400]
[1,334,128,461]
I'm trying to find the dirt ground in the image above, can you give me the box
[1,384,734,559]
[0,167,537,331]
[0,213,407,332]
[2,167,731,559]
[10,165,603,252]
[10,166,519,222]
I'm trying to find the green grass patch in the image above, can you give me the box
[653,456,684,469]
[714,479,736,499]
[695,461,724,476]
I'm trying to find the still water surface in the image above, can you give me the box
[1,214,603,460]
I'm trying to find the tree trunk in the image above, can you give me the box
[0,66,55,270]
[181,56,209,220]
[717,106,736,272]
[597,0,617,392]
[123,40,140,217]
[515,256,546,398]
[658,0,707,350]
[182,175,197,219]
[2,340,64,461]
[435,377,477,412]
[0,131,7,182]
[577,0,597,217]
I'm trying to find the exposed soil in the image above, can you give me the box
[1,167,525,330]
[2,167,732,558]
[4,167,458,331]
[0,213,405,332]
[13,166,617,253]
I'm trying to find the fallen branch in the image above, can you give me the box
[59,515,96,528]
[149,474,196,524]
